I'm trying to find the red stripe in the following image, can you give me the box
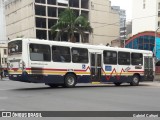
[128,71,144,72]
[26,68,67,71]
[11,68,19,71]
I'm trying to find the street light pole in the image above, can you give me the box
[123,20,126,48]
[155,27,160,58]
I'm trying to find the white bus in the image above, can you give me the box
[8,38,155,87]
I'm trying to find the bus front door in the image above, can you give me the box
[144,57,154,81]
[90,53,102,82]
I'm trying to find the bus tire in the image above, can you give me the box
[114,82,122,86]
[64,73,76,88]
[130,75,139,86]
[48,84,59,88]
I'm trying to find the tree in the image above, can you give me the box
[51,8,93,43]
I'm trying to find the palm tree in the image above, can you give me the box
[51,8,93,43]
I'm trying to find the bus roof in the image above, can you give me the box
[10,38,153,54]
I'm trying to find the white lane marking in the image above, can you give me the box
[0,89,11,91]
[0,97,8,100]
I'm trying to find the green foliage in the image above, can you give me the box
[16,35,24,38]
[51,8,92,42]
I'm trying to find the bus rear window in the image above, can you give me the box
[8,40,22,55]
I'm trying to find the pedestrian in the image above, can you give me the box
[0,67,3,80]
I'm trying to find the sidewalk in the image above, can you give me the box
[154,74,160,81]
[0,77,9,81]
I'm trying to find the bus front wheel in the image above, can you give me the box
[64,73,77,88]
[130,75,139,86]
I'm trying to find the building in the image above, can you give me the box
[132,0,160,35]
[125,31,160,75]
[126,21,132,38]
[0,43,8,68]
[0,0,7,42]
[125,31,156,51]
[0,0,7,69]
[5,0,119,45]
[112,6,126,40]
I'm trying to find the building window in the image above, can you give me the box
[143,4,146,9]
[5,58,7,64]
[143,0,146,9]
[103,51,117,65]
[4,49,7,55]
[48,0,56,5]
[35,0,45,4]
[35,5,46,16]
[1,58,4,64]
[158,2,160,9]
[158,11,160,17]
[36,30,47,40]
[81,0,89,9]
[158,21,160,27]
[36,17,46,28]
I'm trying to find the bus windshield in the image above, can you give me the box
[8,40,22,55]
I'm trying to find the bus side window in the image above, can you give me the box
[118,52,130,65]
[29,44,51,61]
[103,50,117,65]
[52,46,71,62]
[131,53,143,65]
[52,50,62,62]
[71,48,88,63]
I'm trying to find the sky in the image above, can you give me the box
[110,0,132,21]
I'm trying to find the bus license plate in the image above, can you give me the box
[13,75,17,77]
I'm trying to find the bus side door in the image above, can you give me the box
[90,53,102,82]
[144,56,154,81]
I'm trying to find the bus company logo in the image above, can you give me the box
[125,67,131,72]
[82,65,86,69]
[2,112,11,117]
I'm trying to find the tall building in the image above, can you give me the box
[0,0,7,43]
[126,21,132,38]
[0,0,7,69]
[112,6,126,40]
[132,0,160,35]
[5,0,119,45]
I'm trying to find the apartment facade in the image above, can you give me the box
[5,0,119,45]
[132,0,160,35]
[0,0,7,42]
[112,6,126,40]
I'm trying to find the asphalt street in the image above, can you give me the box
[0,78,160,112]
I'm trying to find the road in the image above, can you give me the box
[0,78,160,112]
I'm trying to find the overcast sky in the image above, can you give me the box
[110,0,132,21]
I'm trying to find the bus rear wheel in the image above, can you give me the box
[130,75,139,86]
[64,74,77,88]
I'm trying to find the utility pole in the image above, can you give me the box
[123,19,126,48]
